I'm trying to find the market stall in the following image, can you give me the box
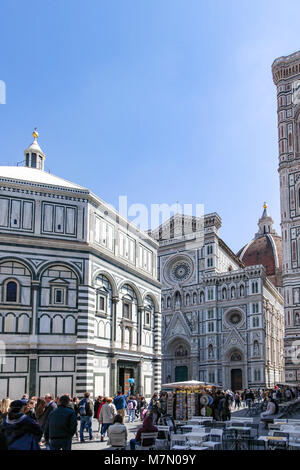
[161,380,221,420]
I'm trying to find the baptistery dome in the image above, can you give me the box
[237,204,282,288]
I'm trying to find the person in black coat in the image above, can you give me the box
[94,396,103,419]
[42,394,57,446]
[44,395,78,450]
[1,400,42,450]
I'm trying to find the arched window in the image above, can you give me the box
[17,314,30,333]
[174,292,181,308]
[4,313,16,333]
[121,284,138,320]
[98,320,105,337]
[52,315,63,334]
[5,281,18,302]
[39,315,51,333]
[222,288,227,300]
[144,296,155,328]
[124,327,130,345]
[95,274,113,315]
[65,316,76,334]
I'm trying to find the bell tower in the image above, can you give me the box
[272,51,300,384]
[24,128,46,171]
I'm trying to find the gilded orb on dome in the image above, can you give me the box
[32,128,39,139]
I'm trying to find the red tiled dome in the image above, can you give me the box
[237,234,282,288]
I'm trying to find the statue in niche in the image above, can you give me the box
[175,345,187,357]
[294,289,300,304]
[191,312,197,330]
[295,312,300,326]
[253,341,259,356]
[175,292,181,309]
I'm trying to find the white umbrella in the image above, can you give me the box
[161,380,207,389]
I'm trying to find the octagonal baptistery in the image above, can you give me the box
[237,204,282,289]
[0,130,162,400]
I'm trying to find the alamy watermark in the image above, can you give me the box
[116,196,205,243]
[0,80,6,104]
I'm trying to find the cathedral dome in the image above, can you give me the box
[237,204,282,288]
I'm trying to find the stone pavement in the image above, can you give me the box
[71,418,141,451]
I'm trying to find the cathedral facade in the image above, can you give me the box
[151,210,284,391]
[272,51,300,384]
[0,132,161,400]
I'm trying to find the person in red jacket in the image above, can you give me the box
[130,415,158,450]
[97,397,106,433]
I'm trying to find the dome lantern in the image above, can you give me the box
[24,128,46,171]
[255,202,277,238]
[237,203,282,289]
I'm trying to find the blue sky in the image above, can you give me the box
[0,0,300,252]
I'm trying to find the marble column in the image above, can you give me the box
[110,356,118,396]
[137,306,143,351]
[111,297,119,346]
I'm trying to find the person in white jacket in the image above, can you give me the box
[107,415,127,449]
[260,397,277,418]
[99,397,117,442]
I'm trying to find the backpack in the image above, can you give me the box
[79,400,87,416]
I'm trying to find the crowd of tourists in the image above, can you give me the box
[0,385,298,450]
[0,390,164,450]
[193,386,299,422]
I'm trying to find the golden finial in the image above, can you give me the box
[263,202,267,210]
[32,127,39,139]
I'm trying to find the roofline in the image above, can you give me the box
[0,168,158,249]
[150,212,222,235]
[217,236,245,269]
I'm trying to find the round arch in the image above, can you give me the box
[0,256,35,279]
[37,261,82,283]
[142,291,160,312]
[118,280,143,307]
[92,269,118,297]
[226,347,244,363]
